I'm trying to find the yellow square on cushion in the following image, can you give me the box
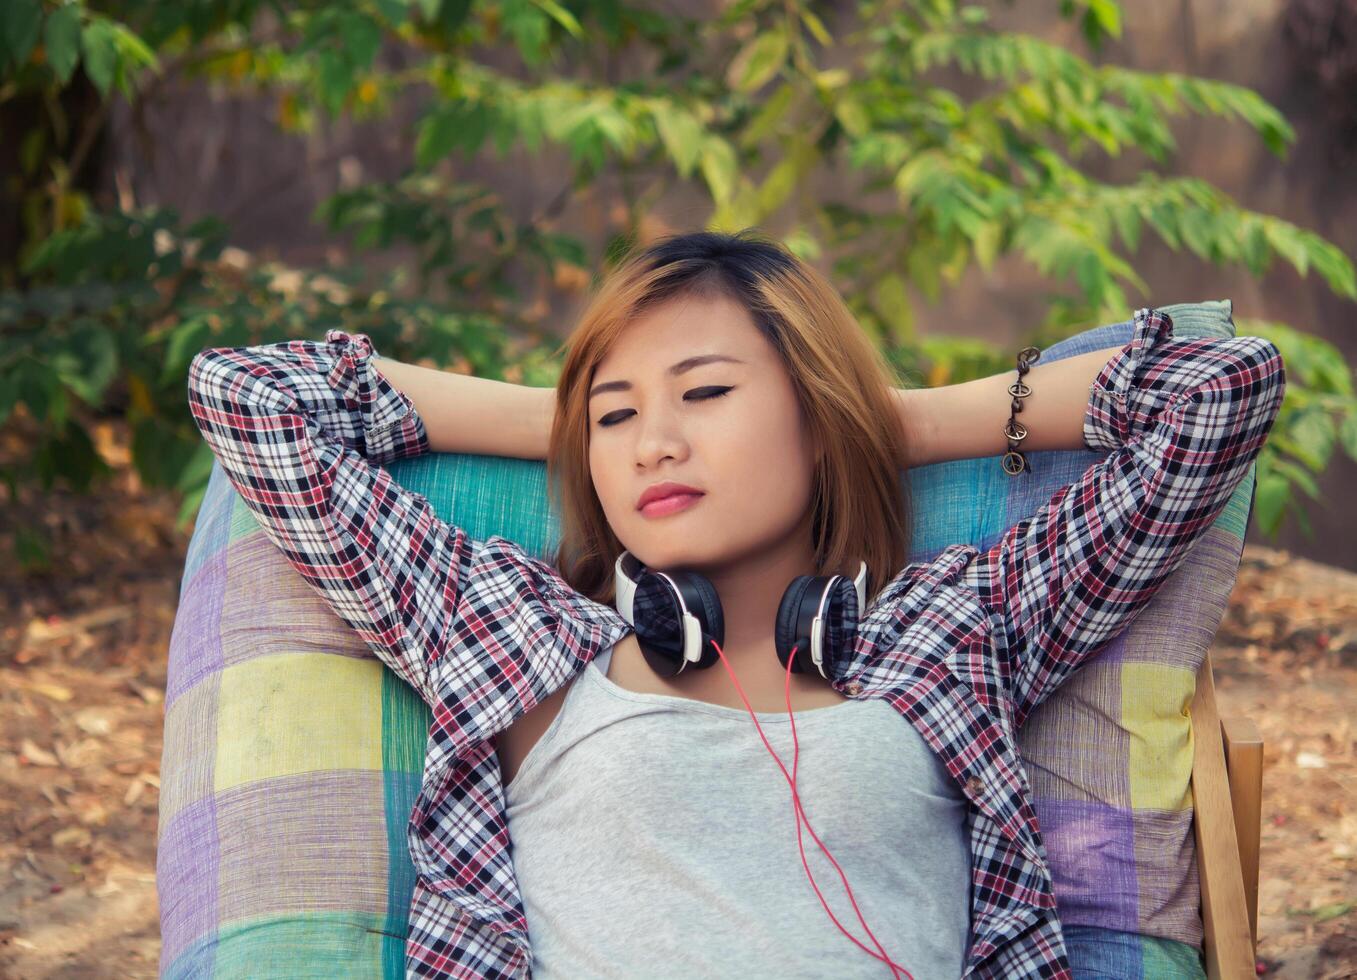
[215,652,385,792]
[1123,662,1196,812]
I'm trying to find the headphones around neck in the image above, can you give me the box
[608,548,915,978]
[612,550,868,681]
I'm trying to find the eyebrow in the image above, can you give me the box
[588,354,746,400]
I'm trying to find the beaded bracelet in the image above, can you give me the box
[1001,345,1041,476]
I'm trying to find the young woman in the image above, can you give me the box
[186,230,1285,979]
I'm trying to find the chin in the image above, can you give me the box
[627,539,712,574]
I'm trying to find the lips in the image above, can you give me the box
[636,482,704,511]
[639,493,703,518]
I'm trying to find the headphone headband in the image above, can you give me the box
[612,551,868,677]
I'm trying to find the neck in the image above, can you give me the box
[684,515,830,668]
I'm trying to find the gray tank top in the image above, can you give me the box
[504,644,972,979]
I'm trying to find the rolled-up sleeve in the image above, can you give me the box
[186,329,469,703]
[960,308,1286,725]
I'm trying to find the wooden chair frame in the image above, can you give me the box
[1192,646,1263,979]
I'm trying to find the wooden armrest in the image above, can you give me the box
[1221,715,1262,947]
[1191,648,1256,979]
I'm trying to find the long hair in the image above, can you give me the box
[548,229,914,608]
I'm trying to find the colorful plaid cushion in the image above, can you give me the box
[159,301,1247,977]
[905,299,1250,976]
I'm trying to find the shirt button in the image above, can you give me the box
[965,776,983,795]
[845,681,864,696]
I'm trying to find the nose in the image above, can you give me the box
[633,407,690,471]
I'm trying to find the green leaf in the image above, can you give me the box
[801,8,833,46]
[415,107,456,167]
[35,418,108,492]
[907,247,942,304]
[20,129,46,177]
[834,97,870,139]
[427,0,472,32]
[1287,409,1335,471]
[700,137,738,205]
[726,30,788,93]
[176,479,209,532]
[1086,0,1122,38]
[108,21,157,72]
[972,220,1002,273]
[755,139,815,215]
[50,320,119,406]
[1273,458,1322,499]
[80,18,118,97]
[317,48,352,114]
[43,5,83,85]
[371,0,409,26]
[870,272,914,342]
[174,440,216,493]
[1,0,43,70]
[1339,412,1357,462]
[338,12,383,69]
[743,82,795,146]
[161,316,214,386]
[531,0,584,38]
[1265,221,1310,278]
[1252,470,1288,534]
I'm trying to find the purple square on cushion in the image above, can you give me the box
[213,769,393,923]
[156,795,220,969]
[1133,808,1202,947]
[1019,632,1132,808]
[220,533,375,668]
[1115,527,1240,672]
[1033,798,1139,933]
[166,551,226,709]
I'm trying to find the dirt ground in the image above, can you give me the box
[0,420,1354,978]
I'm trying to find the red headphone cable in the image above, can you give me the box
[709,638,914,980]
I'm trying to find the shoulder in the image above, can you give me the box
[865,543,980,621]
[467,536,630,635]
[859,543,991,656]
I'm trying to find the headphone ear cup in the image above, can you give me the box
[821,576,859,678]
[775,576,819,674]
[664,569,724,670]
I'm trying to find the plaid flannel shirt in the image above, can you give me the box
[186,307,1285,978]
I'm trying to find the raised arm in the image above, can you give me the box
[893,345,1130,466]
[935,309,1285,726]
[186,330,562,705]
[369,355,554,460]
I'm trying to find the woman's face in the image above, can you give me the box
[587,292,821,575]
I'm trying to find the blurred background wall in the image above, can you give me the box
[96,0,1356,569]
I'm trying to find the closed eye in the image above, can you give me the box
[596,387,733,428]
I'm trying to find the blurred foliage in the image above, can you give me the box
[1244,319,1357,538]
[1,0,1354,571]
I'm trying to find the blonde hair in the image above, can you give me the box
[548,229,913,607]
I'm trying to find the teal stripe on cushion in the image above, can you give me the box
[228,491,262,544]
[1212,469,1255,542]
[1140,935,1208,978]
[380,670,432,972]
[381,669,431,776]
[1063,925,1206,978]
[166,911,388,979]
[902,459,996,557]
[182,463,237,585]
[386,454,560,561]
[1157,298,1233,338]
